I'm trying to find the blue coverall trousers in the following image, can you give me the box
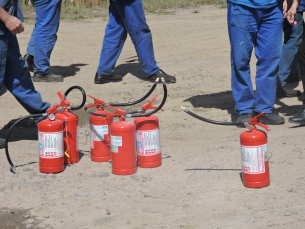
[26,0,62,74]
[227,2,283,115]
[97,0,159,77]
[0,32,50,118]
[277,12,304,85]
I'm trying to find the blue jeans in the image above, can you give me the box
[0,32,50,119]
[26,0,62,74]
[97,0,159,77]
[277,12,304,85]
[227,2,283,115]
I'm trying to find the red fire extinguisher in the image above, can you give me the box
[240,112,270,188]
[85,95,113,162]
[107,105,137,175]
[53,92,79,165]
[134,95,163,168]
[38,102,65,173]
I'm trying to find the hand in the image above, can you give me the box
[4,15,24,34]
[284,0,299,25]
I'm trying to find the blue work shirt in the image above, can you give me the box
[227,0,282,9]
[0,0,24,35]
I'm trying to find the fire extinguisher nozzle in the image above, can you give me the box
[10,166,18,174]
[181,106,188,112]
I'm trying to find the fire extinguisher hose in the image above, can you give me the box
[181,107,243,125]
[64,86,87,110]
[127,79,167,118]
[108,80,158,107]
[4,113,46,174]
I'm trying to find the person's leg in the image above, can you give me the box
[228,3,256,116]
[254,4,283,114]
[118,0,159,77]
[288,15,305,124]
[278,14,303,85]
[97,1,128,76]
[32,0,61,74]
[4,33,50,116]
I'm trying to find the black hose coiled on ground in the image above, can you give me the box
[64,86,86,110]
[5,114,46,174]
[181,107,244,126]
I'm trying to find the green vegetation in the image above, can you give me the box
[20,0,226,21]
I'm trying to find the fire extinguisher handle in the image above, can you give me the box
[256,122,271,132]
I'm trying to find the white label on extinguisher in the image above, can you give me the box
[111,135,122,153]
[137,128,160,156]
[38,131,64,158]
[241,144,267,174]
[91,124,108,141]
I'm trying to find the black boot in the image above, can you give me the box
[23,54,35,72]
[276,84,301,97]
[33,72,63,82]
[148,70,176,84]
[289,109,305,124]
[94,73,123,84]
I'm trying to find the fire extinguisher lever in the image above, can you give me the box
[141,95,164,112]
[86,95,105,109]
[248,112,270,132]
[106,104,126,119]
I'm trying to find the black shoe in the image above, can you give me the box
[0,138,5,149]
[23,54,35,72]
[236,113,252,127]
[253,112,285,125]
[288,109,305,124]
[94,73,123,84]
[276,84,301,97]
[148,70,176,84]
[33,72,63,82]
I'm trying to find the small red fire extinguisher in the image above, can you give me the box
[38,103,65,173]
[108,105,137,175]
[240,112,270,188]
[134,95,163,168]
[85,95,113,162]
[52,92,79,165]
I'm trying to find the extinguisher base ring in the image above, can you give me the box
[112,167,137,175]
[243,179,270,188]
[91,156,111,162]
[40,166,64,174]
[138,160,162,168]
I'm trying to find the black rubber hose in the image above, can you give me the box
[64,86,86,110]
[5,114,45,174]
[109,82,157,107]
[181,107,243,125]
[128,82,167,118]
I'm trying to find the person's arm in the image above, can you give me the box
[283,0,299,25]
[0,7,24,34]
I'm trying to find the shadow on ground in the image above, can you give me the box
[114,62,147,80]
[184,90,304,122]
[50,63,88,78]
[0,118,37,142]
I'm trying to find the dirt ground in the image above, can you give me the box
[1,5,305,229]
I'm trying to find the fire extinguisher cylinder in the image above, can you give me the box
[240,113,270,188]
[56,110,79,165]
[108,105,137,175]
[38,118,64,173]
